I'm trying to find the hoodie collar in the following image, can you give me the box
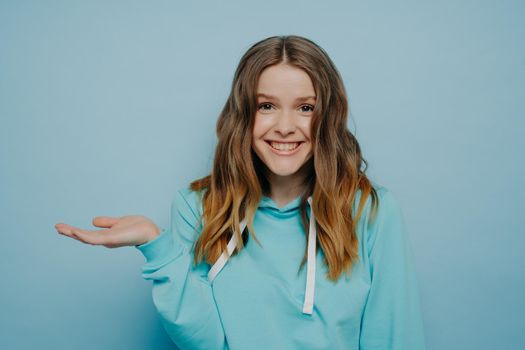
[258,195,302,212]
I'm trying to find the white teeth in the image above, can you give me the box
[270,142,300,151]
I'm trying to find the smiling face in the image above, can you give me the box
[251,63,315,190]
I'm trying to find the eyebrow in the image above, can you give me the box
[256,93,316,102]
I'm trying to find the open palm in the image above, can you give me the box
[55,215,160,248]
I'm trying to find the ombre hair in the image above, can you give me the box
[190,35,379,281]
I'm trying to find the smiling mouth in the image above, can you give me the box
[265,140,304,153]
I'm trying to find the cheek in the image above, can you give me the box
[252,116,271,138]
[251,120,263,149]
[300,120,313,139]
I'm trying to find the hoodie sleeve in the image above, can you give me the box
[135,189,227,350]
[359,188,426,350]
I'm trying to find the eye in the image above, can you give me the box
[300,104,314,113]
[258,103,274,112]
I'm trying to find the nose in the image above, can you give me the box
[274,109,296,136]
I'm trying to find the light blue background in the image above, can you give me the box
[1,1,523,349]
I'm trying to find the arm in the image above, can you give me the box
[359,189,426,350]
[136,189,227,350]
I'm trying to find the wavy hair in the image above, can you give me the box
[189,35,379,281]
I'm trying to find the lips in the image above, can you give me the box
[264,140,304,155]
[265,140,304,144]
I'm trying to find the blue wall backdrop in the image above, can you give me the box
[1,1,523,349]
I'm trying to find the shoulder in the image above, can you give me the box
[360,181,407,254]
[372,182,403,221]
[168,185,206,248]
[173,185,205,222]
[368,180,394,199]
[354,180,401,220]
[373,181,402,213]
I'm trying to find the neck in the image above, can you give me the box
[268,175,305,207]
[265,160,313,208]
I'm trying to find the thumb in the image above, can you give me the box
[92,216,120,228]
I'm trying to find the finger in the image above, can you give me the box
[56,227,73,238]
[55,223,75,236]
[92,216,119,228]
[55,224,85,244]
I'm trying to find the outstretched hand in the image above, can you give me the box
[55,215,161,248]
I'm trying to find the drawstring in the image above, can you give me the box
[302,196,316,315]
[207,217,247,283]
[207,196,317,315]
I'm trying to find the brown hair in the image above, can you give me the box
[190,35,378,281]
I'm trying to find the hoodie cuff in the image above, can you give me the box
[135,228,184,266]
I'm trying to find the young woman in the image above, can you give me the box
[55,35,426,349]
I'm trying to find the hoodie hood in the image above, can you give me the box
[207,195,317,315]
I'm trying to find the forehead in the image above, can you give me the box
[256,64,316,98]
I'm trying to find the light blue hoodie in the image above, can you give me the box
[135,182,426,349]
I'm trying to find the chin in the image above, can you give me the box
[260,153,313,179]
[266,165,303,177]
